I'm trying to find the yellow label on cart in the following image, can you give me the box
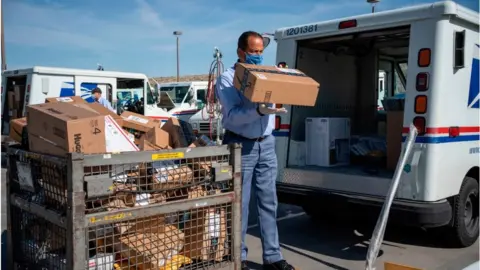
[89,212,132,224]
[151,152,184,160]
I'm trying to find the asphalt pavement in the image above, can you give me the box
[1,168,478,270]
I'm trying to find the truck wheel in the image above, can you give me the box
[450,176,479,247]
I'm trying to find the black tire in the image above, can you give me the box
[449,176,479,247]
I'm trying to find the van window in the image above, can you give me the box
[80,83,112,102]
[197,89,207,103]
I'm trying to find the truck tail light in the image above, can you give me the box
[275,116,280,130]
[339,20,357,29]
[449,127,460,138]
[413,117,426,135]
[414,95,427,114]
[416,73,429,91]
[418,48,431,67]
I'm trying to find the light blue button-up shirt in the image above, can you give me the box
[96,97,116,113]
[215,65,274,139]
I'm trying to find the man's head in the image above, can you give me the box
[237,31,264,65]
[91,87,102,101]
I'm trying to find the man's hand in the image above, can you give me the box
[258,103,288,115]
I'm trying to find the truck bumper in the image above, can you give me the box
[276,182,452,228]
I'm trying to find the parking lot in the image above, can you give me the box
[1,168,478,270]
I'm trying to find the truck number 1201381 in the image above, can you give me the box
[286,24,318,36]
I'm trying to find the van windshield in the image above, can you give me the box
[160,86,190,104]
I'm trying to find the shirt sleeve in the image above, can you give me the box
[100,98,117,114]
[215,75,261,125]
[106,100,116,114]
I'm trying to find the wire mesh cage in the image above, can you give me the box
[7,144,242,270]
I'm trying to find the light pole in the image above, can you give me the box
[173,31,182,82]
[367,0,380,13]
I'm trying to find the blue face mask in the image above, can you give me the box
[245,53,263,65]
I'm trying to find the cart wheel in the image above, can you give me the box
[449,176,479,247]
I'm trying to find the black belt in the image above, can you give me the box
[225,130,268,142]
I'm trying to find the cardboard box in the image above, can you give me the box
[104,115,139,153]
[121,111,157,133]
[13,85,23,102]
[7,92,15,109]
[113,226,185,269]
[187,137,214,177]
[74,102,123,127]
[233,63,320,106]
[9,109,18,119]
[45,96,87,104]
[181,207,229,261]
[386,111,404,170]
[9,117,27,143]
[161,118,188,148]
[145,127,170,149]
[26,102,106,156]
[140,140,171,151]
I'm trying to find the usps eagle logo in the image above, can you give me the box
[467,44,480,108]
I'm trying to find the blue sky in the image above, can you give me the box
[4,0,479,77]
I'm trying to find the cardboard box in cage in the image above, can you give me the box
[112,225,185,269]
[136,163,194,191]
[181,207,229,261]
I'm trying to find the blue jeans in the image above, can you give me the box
[223,134,283,264]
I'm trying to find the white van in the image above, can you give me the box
[1,66,171,133]
[274,1,479,247]
[157,81,208,122]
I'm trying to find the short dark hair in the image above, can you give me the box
[237,31,263,51]
[91,87,102,94]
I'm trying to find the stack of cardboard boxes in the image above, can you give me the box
[6,85,26,123]
[9,96,229,269]
[8,96,199,155]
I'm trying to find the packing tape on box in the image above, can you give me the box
[237,67,308,94]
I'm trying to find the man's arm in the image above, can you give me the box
[215,75,262,125]
[105,100,116,114]
[100,98,117,114]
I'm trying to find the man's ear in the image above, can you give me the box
[237,48,245,62]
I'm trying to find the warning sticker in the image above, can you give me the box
[151,152,185,161]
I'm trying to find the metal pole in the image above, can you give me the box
[173,31,182,82]
[372,5,375,13]
[365,124,418,270]
[176,36,180,82]
[1,1,6,72]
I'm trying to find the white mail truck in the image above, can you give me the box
[273,1,479,247]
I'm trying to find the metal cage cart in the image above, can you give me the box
[6,144,242,270]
